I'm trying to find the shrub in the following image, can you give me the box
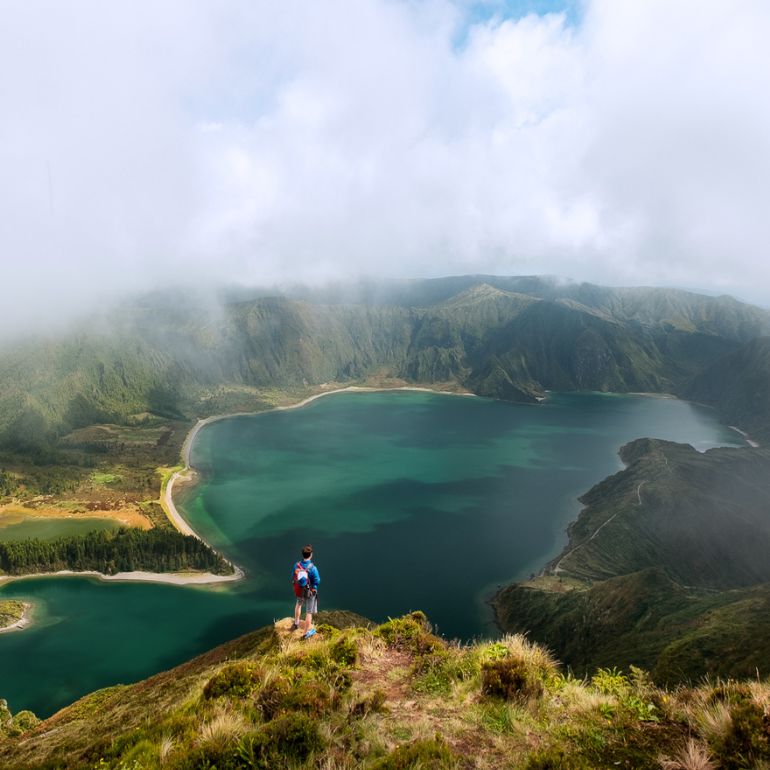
[412,648,477,695]
[256,677,293,721]
[481,656,543,702]
[259,713,325,763]
[170,741,242,770]
[591,668,629,697]
[330,635,359,666]
[375,614,445,656]
[0,699,40,738]
[369,736,460,769]
[203,662,261,700]
[315,623,341,640]
[706,681,754,706]
[4,709,40,737]
[350,688,388,719]
[709,699,770,769]
[523,745,592,769]
[280,680,334,718]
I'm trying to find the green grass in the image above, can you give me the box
[2,612,770,769]
[0,600,25,628]
[90,472,122,485]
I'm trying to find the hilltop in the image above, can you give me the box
[2,609,769,769]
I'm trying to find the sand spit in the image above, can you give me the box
[0,602,32,634]
[0,568,242,589]
[729,425,760,448]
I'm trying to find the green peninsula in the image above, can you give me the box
[493,439,770,682]
[0,600,26,631]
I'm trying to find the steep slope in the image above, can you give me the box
[682,336,770,442]
[3,278,768,452]
[493,440,770,681]
[4,610,770,770]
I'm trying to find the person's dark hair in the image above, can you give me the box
[301,545,313,559]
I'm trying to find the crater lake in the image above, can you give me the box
[0,391,746,716]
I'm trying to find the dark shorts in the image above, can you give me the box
[296,591,318,614]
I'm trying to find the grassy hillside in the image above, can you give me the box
[3,279,768,455]
[683,336,770,442]
[3,610,770,769]
[493,440,770,682]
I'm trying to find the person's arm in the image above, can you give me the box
[311,564,320,587]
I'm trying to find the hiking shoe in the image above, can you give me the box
[302,628,317,640]
[291,621,299,631]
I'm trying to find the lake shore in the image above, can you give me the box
[162,385,471,585]
[0,601,32,634]
[729,425,760,448]
[178,384,476,467]
[0,568,241,588]
[164,383,475,538]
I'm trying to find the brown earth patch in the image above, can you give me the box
[0,503,152,530]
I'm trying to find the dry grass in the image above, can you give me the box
[660,738,716,770]
[158,734,175,764]
[490,634,559,678]
[747,680,770,711]
[693,702,732,746]
[196,707,249,746]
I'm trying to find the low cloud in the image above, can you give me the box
[2,0,770,336]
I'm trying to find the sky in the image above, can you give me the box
[2,0,770,334]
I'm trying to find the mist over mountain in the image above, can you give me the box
[3,276,769,452]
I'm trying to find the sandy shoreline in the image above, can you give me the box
[167,384,475,525]
[179,385,475,467]
[0,386,463,590]
[0,568,240,588]
[729,425,760,448]
[0,601,32,634]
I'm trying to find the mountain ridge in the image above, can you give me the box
[3,277,768,452]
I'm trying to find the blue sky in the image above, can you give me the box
[466,0,581,25]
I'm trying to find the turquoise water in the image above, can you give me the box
[0,517,119,542]
[0,392,744,717]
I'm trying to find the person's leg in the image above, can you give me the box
[294,598,302,628]
[303,592,317,634]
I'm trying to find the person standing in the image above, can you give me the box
[292,544,320,638]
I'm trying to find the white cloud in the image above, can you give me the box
[2,0,770,335]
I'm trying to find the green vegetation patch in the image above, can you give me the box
[375,611,444,655]
[90,471,122,485]
[0,527,232,576]
[0,600,25,628]
[369,736,461,769]
[203,662,262,700]
[0,699,40,740]
[482,656,544,702]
